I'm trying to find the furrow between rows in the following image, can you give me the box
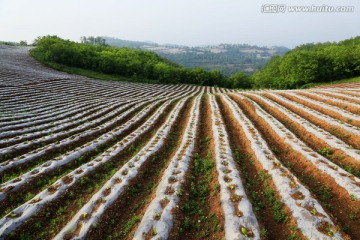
[53,94,192,239]
[133,94,202,239]
[224,94,342,239]
[265,92,360,148]
[232,93,360,238]
[245,93,360,174]
[209,94,260,239]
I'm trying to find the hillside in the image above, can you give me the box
[253,36,360,89]
[103,37,289,75]
[1,45,360,239]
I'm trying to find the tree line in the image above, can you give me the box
[80,36,107,46]
[30,35,360,89]
[31,36,251,88]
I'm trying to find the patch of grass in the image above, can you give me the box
[348,213,356,220]
[24,192,35,202]
[317,148,333,157]
[121,215,140,236]
[272,201,288,223]
[350,194,357,201]
[237,149,289,223]
[258,170,288,223]
[179,119,221,238]
[180,150,220,237]
[270,146,280,154]
[300,76,360,89]
[318,186,333,202]
[260,228,269,237]
[328,128,350,140]
[348,207,359,221]
[288,234,302,240]
[258,170,270,182]
[234,149,264,214]
[311,185,333,209]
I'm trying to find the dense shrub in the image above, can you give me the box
[252,37,360,89]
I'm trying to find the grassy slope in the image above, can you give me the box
[300,76,360,89]
[29,48,162,84]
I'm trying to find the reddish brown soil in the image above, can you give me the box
[297,92,360,115]
[319,91,360,105]
[264,93,360,149]
[0,104,161,218]
[85,98,193,239]
[339,90,360,98]
[313,82,360,89]
[230,94,357,239]
[170,95,226,240]
[279,92,360,128]
[219,95,304,240]
[7,102,176,239]
[245,93,360,174]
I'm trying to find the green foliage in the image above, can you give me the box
[258,171,288,223]
[317,148,333,157]
[19,40,28,46]
[272,200,288,223]
[318,186,333,203]
[253,36,360,89]
[180,147,221,237]
[229,72,252,89]
[351,194,357,201]
[121,215,140,236]
[30,36,252,88]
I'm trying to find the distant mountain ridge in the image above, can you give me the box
[102,37,290,76]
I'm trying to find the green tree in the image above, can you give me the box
[19,40,28,46]
[229,72,252,89]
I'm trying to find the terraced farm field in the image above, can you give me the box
[0,45,360,240]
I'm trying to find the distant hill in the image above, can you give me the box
[103,37,289,76]
[104,37,158,49]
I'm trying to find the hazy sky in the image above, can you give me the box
[0,0,359,48]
